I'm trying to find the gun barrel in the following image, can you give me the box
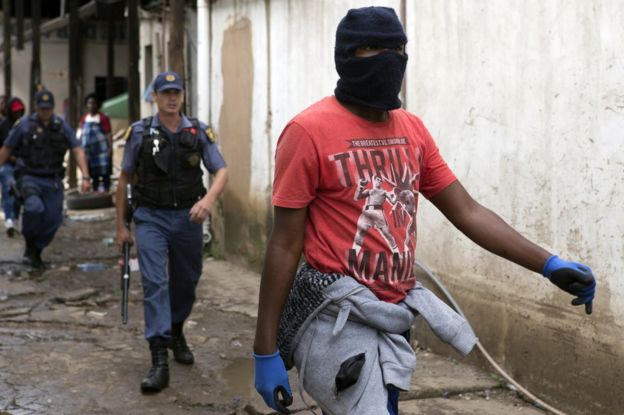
[121,241,131,324]
[120,184,133,325]
[124,184,134,226]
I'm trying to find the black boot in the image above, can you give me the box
[22,245,33,265]
[169,322,194,365]
[31,247,44,269]
[140,338,169,393]
[22,243,44,269]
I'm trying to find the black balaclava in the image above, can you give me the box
[334,6,408,111]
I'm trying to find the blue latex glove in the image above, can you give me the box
[542,255,596,315]
[253,350,293,413]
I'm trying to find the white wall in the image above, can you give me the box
[410,2,624,305]
[406,2,624,412]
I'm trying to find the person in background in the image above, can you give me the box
[77,93,113,193]
[0,97,26,236]
[0,90,91,269]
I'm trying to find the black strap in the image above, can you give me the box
[187,117,199,131]
[141,116,153,141]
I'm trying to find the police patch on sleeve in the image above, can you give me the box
[123,126,133,141]
[205,127,215,143]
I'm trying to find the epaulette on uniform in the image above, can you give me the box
[123,126,133,141]
[205,126,216,143]
[124,121,144,141]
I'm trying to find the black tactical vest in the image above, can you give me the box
[135,117,206,208]
[18,117,69,177]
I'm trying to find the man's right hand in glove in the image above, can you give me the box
[253,350,293,414]
[542,255,596,315]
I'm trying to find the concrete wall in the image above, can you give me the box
[202,1,623,413]
[409,2,624,414]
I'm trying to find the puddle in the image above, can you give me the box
[221,357,255,400]
[102,237,115,247]
[75,263,109,272]
[67,212,112,222]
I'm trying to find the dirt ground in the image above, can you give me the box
[0,207,547,415]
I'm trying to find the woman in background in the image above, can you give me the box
[78,93,112,193]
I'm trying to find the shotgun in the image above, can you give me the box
[121,183,133,324]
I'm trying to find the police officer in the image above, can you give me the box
[115,71,228,393]
[0,97,26,237]
[0,90,91,268]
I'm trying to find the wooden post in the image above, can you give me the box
[127,0,140,123]
[29,0,41,113]
[2,0,11,97]
[16,0,23,50]
[106,4,115,99]
[68,0,82,188]
[169,0,185,112]
[168,0,185,76]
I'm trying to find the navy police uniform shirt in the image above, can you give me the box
[121,114,226,174]
[4,113,79,176]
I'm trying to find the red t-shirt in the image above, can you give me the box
[273,96,457,303]
[79,112,112,133]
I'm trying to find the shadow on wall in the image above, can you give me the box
[217,17,268,268]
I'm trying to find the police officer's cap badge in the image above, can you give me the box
[166,74,175,82]
[42,94,50,101]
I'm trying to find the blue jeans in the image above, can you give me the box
[21,175,64,249]
[0,163,17,220]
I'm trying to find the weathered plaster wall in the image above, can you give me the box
[204,1,624,413]
[209,0,268,266]
[408,2,624,413]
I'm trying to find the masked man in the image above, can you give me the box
[253,7,596,415]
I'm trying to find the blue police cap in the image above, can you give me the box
[35,90,55,108]
[153,71,184,92]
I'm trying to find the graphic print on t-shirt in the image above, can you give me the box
[328,136,421,285]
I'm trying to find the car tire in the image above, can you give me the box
[65,189,114,210]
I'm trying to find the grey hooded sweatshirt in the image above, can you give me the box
[288,274,477,415]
